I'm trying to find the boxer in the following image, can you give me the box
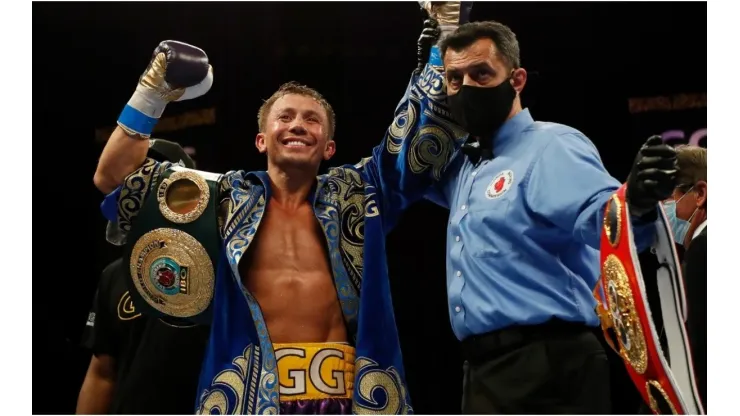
[94,19,464,414]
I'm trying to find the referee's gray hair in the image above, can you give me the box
[439,21,521,70]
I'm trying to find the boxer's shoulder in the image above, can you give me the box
[325,164,368,184]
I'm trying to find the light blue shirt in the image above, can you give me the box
[426,109,655,340]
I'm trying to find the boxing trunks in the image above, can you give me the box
[594,184,704,414]
[274,343,355,415]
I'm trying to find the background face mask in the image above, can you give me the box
[662,189,697,245]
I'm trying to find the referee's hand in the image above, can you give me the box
[626,135,678,219]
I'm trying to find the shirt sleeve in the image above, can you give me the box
[524,132,654,251]
[79,291,98,350]
[87,264,121,358]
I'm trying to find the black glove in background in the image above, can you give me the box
[626,135,678,220]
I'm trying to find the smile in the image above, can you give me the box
[280,137,313,148]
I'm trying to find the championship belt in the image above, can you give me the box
[123,166,223,326]
[594,184,705,414]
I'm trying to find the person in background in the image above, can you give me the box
[76,139,211,415]
[664,144,706,409]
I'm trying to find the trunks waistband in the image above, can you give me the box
[274,342,355,402]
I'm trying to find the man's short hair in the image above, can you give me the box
[439,21,521,69]
[675,145,707,191]
[257,81,336,139]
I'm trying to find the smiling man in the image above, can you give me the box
[93,17,464,414]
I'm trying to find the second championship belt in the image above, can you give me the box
[123,166,223,326]
[594,184,705,414]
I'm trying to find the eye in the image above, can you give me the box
[278,114,291,122]
[306,116,320,123]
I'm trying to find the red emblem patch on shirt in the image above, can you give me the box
[486,170,514,199]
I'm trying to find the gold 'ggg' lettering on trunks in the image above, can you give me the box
[130,228,214,319]
[273,343,355,401]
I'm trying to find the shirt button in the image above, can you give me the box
[472,171,477,177]
[456,271,462,277]
[455,306,461,313]
[461,204,467,210]
[455,236,460,242]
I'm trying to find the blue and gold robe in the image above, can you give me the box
[102,63,465,414]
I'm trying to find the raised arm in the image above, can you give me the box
[93,40,213,194]
[95,41,213,240]
[354,17,467,232]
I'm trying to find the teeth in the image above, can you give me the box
[285,141,307,147]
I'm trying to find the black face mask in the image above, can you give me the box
[447,79,517,138]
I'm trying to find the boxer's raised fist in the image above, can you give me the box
[119,40,214,137]
[137,40,213,106]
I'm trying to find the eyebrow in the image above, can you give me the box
[275,107,323,120]
[446,61,496,75]
[302,109,322,119]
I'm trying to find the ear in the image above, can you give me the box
[511,67,527,95]
[694,180,707,208]
[255,133,267,154]
[323,139,336,160]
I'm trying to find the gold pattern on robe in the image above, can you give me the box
[118,158,168,233]
[408,124,455,180]
[353,358,412,415]
[197,346,253,415]
[256,370,279,415]
[227,194,267,266]
[364,193,380,218]
[387,102,418,154]
[325,168,368,291]
[602,254,648,374]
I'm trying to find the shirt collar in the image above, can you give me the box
[486,108,535,149]
[692,220,707,240]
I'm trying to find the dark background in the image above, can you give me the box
[33,2,706,414]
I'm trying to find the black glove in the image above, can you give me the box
[415,13,440,76]
[626,135,678,220]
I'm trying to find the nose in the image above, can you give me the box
[288,120,308,135]
[462,74,481,87]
